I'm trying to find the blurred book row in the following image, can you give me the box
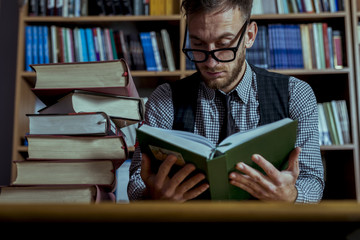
[318,100,351,146]
[252,0,345,15]
[24,25,176,72]
[28,0,179,17]
[246,23,344,70]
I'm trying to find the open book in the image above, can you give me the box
[136,118,298,200]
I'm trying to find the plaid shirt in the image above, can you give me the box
[128,61,324,203]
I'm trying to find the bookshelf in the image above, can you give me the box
[249,0,360,200]
[11,0,360,200]
[351,0,360,201]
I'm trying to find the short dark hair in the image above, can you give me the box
[181,0,253,20]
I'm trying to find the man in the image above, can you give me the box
[128,0,324,203]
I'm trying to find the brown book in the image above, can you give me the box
[11,160,119,188]
[31,59,139,105]
[27,112,120,135]
[38,90,145,128]
[26,135,128,160]
[0,185,115,203]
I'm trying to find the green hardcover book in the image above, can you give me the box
[136,118,298,200]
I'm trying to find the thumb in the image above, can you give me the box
[286,147,301,177]
[140,153,152,182]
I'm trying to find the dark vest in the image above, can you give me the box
[170,64,290,133]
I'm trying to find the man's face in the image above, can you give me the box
[187,8,248,93]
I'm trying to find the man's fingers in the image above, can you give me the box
[140,153,152,182]
[165,163,197,195]
[286,147,301,177]
[183,182,210,201]
[231,160,277,194]
[251,154,281,184]
[229,173,270,199]
[155,154,178,187]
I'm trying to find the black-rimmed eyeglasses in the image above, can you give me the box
[182,19,249,63]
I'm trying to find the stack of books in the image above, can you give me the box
[0,59,144,203]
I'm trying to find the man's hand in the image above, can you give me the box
[229,147,301,202]
[140,153,209,202]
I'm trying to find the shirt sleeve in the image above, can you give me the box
[127,83,173,200]
[288,77,325,203]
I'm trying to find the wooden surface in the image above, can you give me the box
[1,200,360,223]
[2,201,360,238]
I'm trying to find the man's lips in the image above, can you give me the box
[205,71,224,78]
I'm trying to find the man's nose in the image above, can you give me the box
[203,52,219,69]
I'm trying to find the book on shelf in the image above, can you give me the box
[246,22,344,70]
[11,160,118,187]
[27,112,120,135]
[332,30,344,69]
[317,100,351,146]
[136,118,297,200]
[31,59,140,104]
[0,185,114,203]
[37,90,145,128]
[251,0,344,15]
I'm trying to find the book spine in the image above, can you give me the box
[92,28,101,61]
[73,28,81,62]
[150,31,163,71]
[109,29,119,60]
[50,25,58,63]
[104,28,114,60]
[332,30,343,69]
[322,23,331,69]
[25,26,33,71]
[32,25,39,65]
[38,25,45,64]
[161,29,175,71]
[118,30,132,67]
[80,28,89,62]
[86,28,97,61]
[43,26,50,64]
[139,32,157,71]
[327,26,334,68]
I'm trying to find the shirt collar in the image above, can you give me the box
[201,61,253,104]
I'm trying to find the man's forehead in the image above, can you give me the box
[187,8,243,39]
[187,7,244,28]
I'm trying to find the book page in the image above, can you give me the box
[217,118,293,153]
[138,125,215,158]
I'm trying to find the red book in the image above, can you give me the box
[31,59,139,105]
[332,30,343,69]
[0,185,116,203]
[322,23,331,69]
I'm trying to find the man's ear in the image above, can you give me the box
[245,21,258,49]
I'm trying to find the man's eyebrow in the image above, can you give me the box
[189,32,236,41]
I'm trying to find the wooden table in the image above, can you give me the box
[1,201,360,238]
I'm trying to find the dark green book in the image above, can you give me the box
[136,118,298,200]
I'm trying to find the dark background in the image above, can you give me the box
[0,0,19,185]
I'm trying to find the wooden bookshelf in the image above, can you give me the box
[11,0,360,200]
[351,0,360,201]
[251,0,359,201]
